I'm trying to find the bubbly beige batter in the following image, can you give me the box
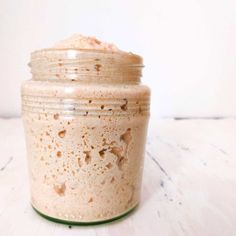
[53,33,120,51]
[22,34,150,223]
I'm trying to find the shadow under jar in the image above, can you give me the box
[21,48,150,224]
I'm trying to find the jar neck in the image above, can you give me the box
[29,49,143,84]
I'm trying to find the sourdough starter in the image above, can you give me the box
[22,34,150,223]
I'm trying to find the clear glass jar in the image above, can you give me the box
[21,48,150,224]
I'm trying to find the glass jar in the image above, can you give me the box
[21,48,150,224]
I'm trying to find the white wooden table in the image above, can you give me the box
[0,117,235,236]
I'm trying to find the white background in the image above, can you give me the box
[0,0,235,118]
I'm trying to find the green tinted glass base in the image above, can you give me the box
[32,204,138,226]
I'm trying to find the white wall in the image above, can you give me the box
[0,0,236,118]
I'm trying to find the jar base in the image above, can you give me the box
[31,204,138,225]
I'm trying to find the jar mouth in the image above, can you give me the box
[30,48,143,84]
[31,48,142,60]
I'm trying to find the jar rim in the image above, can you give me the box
[31,48,142,63]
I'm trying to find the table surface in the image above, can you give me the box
[0,117,235,236]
